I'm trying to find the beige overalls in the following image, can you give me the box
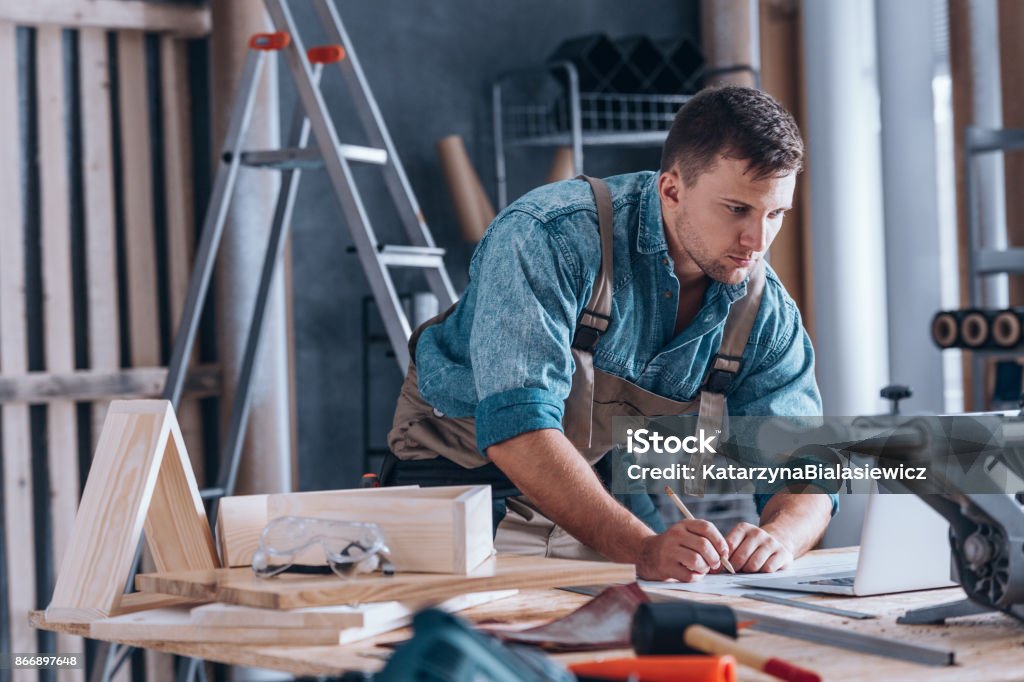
[384,176,766,559]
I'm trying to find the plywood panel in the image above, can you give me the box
[0,20,38,682]
[36,25,84,678]
[135,555,635,609]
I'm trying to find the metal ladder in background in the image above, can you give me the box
[93,1,458,680]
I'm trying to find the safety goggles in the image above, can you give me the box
[251,516,393,579]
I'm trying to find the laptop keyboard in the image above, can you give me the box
[803,575,855,587]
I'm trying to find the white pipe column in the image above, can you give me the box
[875,0,950,413]
[211,1,293,496]
[802,0,889,417]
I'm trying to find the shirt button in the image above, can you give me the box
[704,315,712,322]
[661,257,669,266]
[663,290,672,299]
[432,408,445,418]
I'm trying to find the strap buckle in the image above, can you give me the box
[572,325,603,353]
[704,368,736,394]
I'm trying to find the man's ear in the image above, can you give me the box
[658,169,682,208]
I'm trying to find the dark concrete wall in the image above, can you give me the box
[284,1,699,490]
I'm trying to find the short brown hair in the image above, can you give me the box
[660,85,804,186]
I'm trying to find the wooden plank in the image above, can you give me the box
[33,570,1024,681]
[266,486,492,574]
[189,590,518,629]
[0,365,221,404]
[142,416,219,573]
[159,34,206,482]
[216,486,420,567]
[93,591,516,646]
[217,486,488,573]
[135,555,636,609]
[0,1,209,36]
[0,20,38,682]
[116,30,161,369]
[46,401,174,622]
[999,0,1024,306]
[36,24,85,677]
[948,0,975,409]
[79,26,122,446]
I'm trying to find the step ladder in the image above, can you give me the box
[92,2,458,679]
[161,0,459,499]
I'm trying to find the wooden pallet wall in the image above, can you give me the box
[0,3,212,682]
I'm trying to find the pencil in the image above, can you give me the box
[664,485,736,575]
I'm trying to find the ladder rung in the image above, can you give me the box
[377,245,447,268]
[226,144,388,169]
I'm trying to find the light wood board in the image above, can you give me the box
[46,401,216,622]
[189,589,518,629]
[33,550,1024,682]
[94,590,517,645]
[0,21,38,682]
[37,25,84,680]
[136,555,635,609]
[217,485,418,567]
[79,26,122,447]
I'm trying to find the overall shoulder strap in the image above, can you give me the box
[563,175,614,448]
[572,175,614,351]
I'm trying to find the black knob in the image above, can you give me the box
[880,384,912,415]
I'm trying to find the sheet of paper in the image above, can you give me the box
[639,549,859,597]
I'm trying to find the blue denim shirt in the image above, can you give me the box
[416,171,835,517]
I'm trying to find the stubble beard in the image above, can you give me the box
[676,213,748,285]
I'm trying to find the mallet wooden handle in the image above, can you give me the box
[685,624,821,682]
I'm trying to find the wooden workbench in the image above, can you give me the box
[31,548,1024,681]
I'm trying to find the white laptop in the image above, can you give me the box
[740,491,957,596]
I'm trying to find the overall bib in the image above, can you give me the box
[382,176,766,559]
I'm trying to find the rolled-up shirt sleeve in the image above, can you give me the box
[468,211,586,453]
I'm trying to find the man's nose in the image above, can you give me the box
[739,217,770,253]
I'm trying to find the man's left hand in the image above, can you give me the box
[720,522,793,573]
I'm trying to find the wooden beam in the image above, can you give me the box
[0,0,210,37]
[758,0,812,329]
[46,401,216,623]
[37,25,85,677]
[0,20,39,682]
[160,34,206,482]
[999,0,1024,307]
[117,30,161,369]
[948,0,975,409]
[80,26,122,442]
[0,365,221,404]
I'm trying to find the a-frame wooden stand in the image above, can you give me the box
[45,400,219,623]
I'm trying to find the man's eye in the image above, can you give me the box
[727,205,747,215]
[769,210,786,219]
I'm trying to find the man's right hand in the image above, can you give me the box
[637,519,732,582]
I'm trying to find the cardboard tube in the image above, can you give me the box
[436,134,495,244]
[545,146,576,184]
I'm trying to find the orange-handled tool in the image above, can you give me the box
[633,603,821,682]
[569,655,735,682]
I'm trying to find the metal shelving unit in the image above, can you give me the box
[963,126,1024,408]
[492,61,692,207]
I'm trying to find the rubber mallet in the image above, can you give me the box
[632,602,822,682]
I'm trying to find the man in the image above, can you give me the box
[383,85,836,582]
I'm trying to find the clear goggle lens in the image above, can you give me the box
[251,516,392,579]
